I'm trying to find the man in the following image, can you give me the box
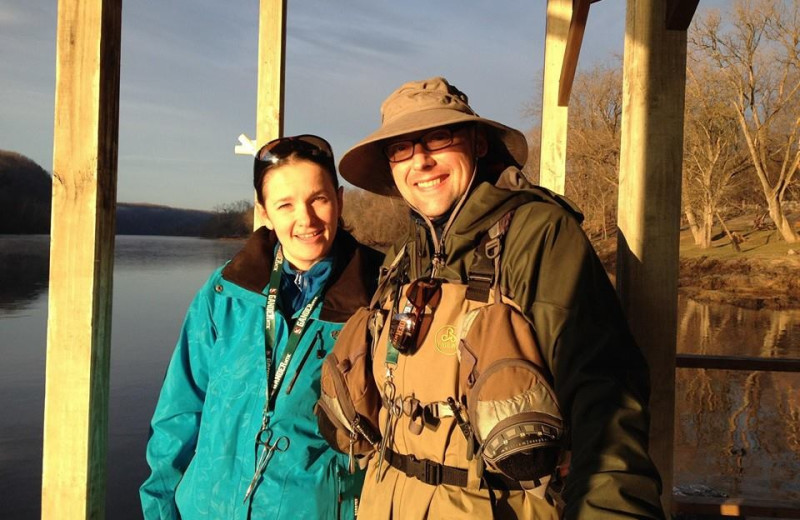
[337,77,665,519]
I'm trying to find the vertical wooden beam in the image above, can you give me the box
[254,0,287,229]
[42,0,121,518]
[539,0,572,195]
[617,0,687,513]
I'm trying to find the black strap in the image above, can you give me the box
[384,449,523,490]
[465,231,494,302]
[466,210,515,302]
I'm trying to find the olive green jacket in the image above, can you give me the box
[383,171,665,519]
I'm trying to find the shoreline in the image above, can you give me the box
[593,226,800,311]
[677,255,800,310]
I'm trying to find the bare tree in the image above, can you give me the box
[342,188,409,250]
[692,0,800,243]
[566,62,623,239]
[683,56,750,248]
[205,199,253,238]
[523,126,542,185]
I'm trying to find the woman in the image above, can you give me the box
[140,135,383,519]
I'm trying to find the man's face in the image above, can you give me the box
[387,124,485,219]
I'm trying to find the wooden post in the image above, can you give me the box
[539,0,571,195]
[253,0,287,229]
[42,0,121,518]
[617,0,687,513]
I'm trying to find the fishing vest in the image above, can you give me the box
[317,210,568,516]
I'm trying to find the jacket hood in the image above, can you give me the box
[221,228,383,322]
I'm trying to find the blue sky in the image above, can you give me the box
[0,1,729,210]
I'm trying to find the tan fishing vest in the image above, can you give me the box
[357,213,566,520]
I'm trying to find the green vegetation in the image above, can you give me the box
[677,214,800,309]
[678,214,800,260]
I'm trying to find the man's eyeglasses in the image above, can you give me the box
[383,126,467,163]
[389,278,442,353]
[255,134,334,167]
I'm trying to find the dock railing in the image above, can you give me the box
[672,353,800,519]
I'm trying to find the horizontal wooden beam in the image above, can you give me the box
[673,495,800,518]
[676,354,800,373]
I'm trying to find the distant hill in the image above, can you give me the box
[0,150,52,234]
[0,150,225,237]
[116,203,214,236]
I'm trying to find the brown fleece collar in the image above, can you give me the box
[221,227,382,323]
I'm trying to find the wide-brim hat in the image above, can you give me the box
[339,76,529,196]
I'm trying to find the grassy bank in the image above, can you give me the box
[594,214,800,310]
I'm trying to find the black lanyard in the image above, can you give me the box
[260,247,323,428]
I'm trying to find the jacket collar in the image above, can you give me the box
[221,227,381,322]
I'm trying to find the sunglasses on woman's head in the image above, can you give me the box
[255,134,334,167]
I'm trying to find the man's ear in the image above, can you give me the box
[257,203,273,230]
[475,127,489,158]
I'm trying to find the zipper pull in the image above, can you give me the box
[348,430,356,474]
[315,329,325,359]
[432,252,446,278]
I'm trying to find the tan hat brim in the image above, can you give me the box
[339,109,528,196]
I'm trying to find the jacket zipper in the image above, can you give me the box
[336,466,342,520]
[284,327,320,395]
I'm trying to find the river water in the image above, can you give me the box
[1,235,798,518]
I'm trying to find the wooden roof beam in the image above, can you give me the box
[556,0,698,106]
[666,0,700,31]
[558,0,600,106]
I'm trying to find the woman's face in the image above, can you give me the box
[258,159,343,270]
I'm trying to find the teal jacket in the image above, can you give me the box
[140,229,383,519]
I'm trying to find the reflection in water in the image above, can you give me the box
[675,298,800,501]
[0,235,49,312]
[0,235,244,520]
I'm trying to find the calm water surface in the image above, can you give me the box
[0,235,798,518]
[1,235,244,519]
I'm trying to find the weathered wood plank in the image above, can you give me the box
[539,0,572,195]
[617,0,688,512]
[254,0,287,229]
[42,0,121,518]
